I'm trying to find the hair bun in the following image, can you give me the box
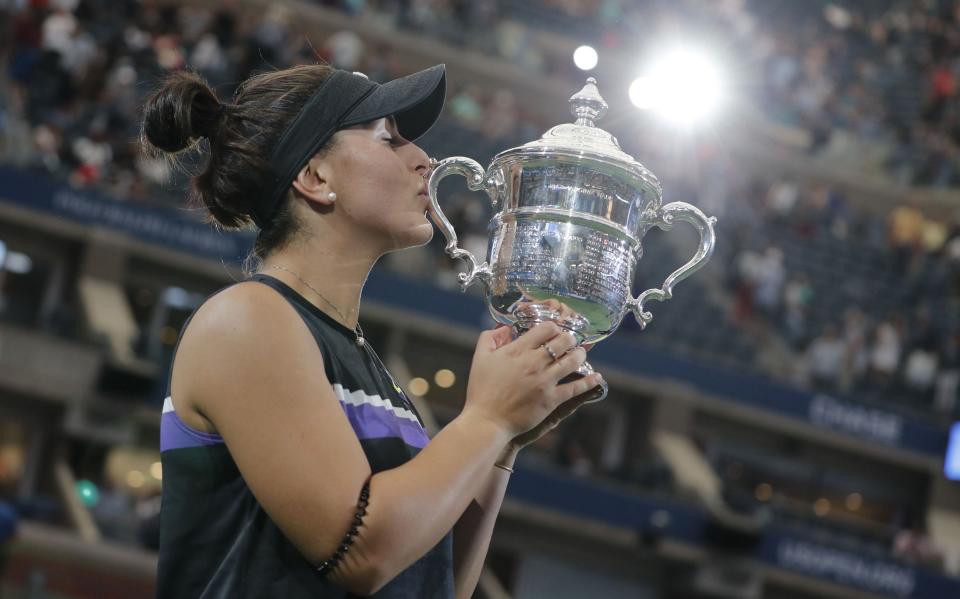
[142,71,223,153]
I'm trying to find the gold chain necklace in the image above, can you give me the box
[267,265,365,346]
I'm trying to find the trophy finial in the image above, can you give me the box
[569,77,608,127]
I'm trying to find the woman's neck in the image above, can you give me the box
[260,234,379,331]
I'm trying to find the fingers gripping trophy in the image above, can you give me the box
[428,78,718,403]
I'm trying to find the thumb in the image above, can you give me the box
[489,325,515,350]
[477,329,503,353]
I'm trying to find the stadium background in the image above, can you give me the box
[1,0,960,597]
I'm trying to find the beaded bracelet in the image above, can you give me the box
[317,480,371,577]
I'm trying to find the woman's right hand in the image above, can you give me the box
[462,322,602,437]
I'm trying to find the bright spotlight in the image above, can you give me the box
[628,77,661,110]
[629,48,726,125]
[573,45,598,71]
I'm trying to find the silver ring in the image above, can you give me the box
[543,344,560,361]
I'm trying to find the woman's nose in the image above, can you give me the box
[411,144,431,177]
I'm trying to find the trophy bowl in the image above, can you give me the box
[428,78,717,402]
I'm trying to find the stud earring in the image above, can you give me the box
[327,192,337,202]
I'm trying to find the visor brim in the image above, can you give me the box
[340,64,446,141]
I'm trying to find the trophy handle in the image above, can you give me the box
[627,202,717,329]
[427,157,493,290]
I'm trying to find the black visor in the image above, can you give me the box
[341,64,446,141]
[255,64,446,229]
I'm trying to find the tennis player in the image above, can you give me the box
[141,63,602,598]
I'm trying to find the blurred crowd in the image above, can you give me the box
[756,0,960,188]
[318,0,960,188]
[0,0,958,420]
[0,0,541,204]
[2,0,958,195]
[725,174,960,416]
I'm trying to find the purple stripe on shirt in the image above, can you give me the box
[340,402,429,449]
[160,410,225,452]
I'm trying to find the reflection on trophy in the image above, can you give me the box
[428,78,718,403]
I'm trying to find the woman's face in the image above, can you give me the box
[319,116,433,252]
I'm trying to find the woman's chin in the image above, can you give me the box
[393,219,434,250]
[410,221,435,247]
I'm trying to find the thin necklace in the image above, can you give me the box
[266,265,365,346]
[262,266,414,412]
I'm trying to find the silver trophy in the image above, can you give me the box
[428,78,717,402]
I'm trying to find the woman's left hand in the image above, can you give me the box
[508,387,596,450]
[490,323,601,451]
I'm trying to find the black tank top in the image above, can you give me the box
[156,274,454,598]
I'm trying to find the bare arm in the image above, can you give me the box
[452,444,518,599]
[451,348,600,599]
[173,284,597,595]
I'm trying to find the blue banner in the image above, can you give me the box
[509,465,960,598]
[763,536,918,597]
[0,166,253,263]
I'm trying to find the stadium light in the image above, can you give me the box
[629,47,726,126]
[573,45,598,71]
[75,479,100,507]
[4,251,32,274]
[434,369,456,388]
[408,377,429,396]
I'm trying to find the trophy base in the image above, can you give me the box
[560,362,608,404]
[511,304,607,403]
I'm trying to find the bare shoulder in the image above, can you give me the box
[185,279,300,338]
[170,280,324,432]
[168,280,372,568]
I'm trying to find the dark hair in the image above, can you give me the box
[140,65,336,266]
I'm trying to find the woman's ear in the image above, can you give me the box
[291,155,336,207]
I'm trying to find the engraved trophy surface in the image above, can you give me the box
[428,78,717,403]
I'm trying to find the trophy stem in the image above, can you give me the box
[510,305,608,403]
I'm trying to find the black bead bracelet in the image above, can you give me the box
[317,480,371,577]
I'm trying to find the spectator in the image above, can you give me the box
[888,199,924,274]
[766,178,799,221]
[869,317,903,388]
[904,344,939,400]
[323,29,365,70]
[449,86,484,129]
[805,324,847,391]
[733,248,760,323]
[753,246,786,317]
[935,335,960,416]
[782,274,813,347]
[841,307,870,389]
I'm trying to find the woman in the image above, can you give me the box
[142,63,603,598]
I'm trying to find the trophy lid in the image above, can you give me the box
[513,78,661,194]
